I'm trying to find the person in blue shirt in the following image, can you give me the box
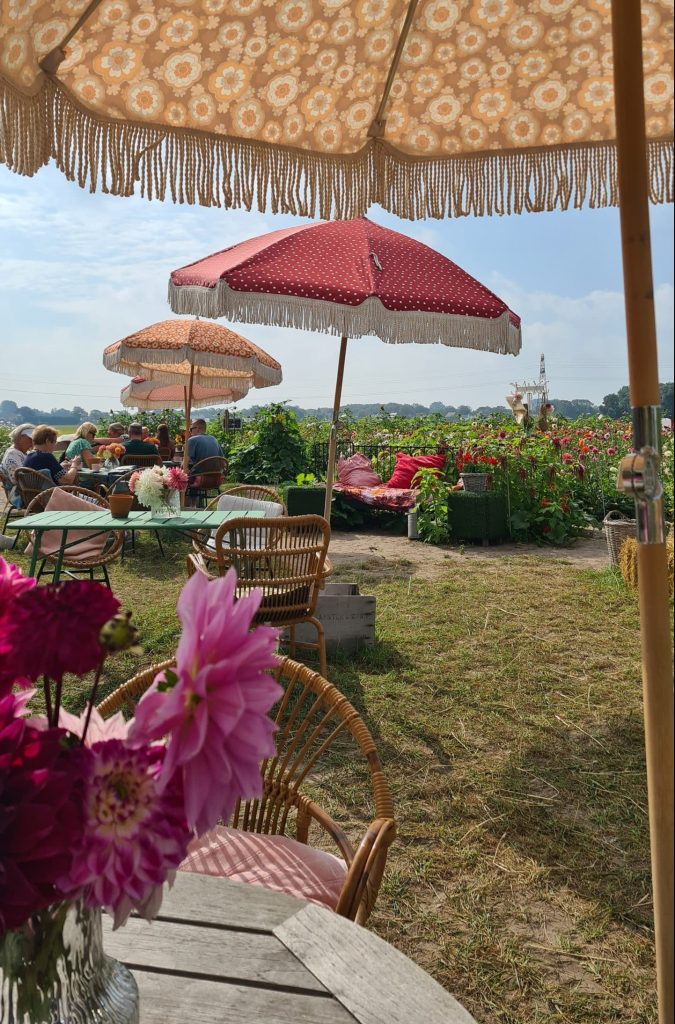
[24,425,81,486]
[187,419,223,466]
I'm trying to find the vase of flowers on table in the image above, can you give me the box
[98,443,125,469]
[128,466,188,518]
[0,558,281,1024]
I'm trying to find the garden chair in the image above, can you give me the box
[187,456,228,508]
[190,485,287,567]
[14,466,55,508]
[120,453,162,467]
[97,655,396,925]
[23,485,123,586]
[0,466,24,535]
[186,514,330,677]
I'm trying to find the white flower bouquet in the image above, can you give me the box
[128,466,188,516]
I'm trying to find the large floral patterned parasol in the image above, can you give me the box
[0,1,671,219]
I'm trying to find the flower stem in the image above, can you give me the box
[80,655,107,745]
[53,676,63,728]
[43,675,53,726]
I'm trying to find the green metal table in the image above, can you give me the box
[8,509,264,582]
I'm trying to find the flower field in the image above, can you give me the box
[211,409,674,546]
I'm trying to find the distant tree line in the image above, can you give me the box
[2,385,672,427]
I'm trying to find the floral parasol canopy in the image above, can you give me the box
[0,0,672,219]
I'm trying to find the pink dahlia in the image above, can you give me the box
[0,691,86,931]
[166,467,188,491]
[128,569,281,835]
[58,705,130,744]
[1,580,119,682]
[0,558,35,616]
[62,740,190,929]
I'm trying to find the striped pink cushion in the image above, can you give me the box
[180,825,347,910]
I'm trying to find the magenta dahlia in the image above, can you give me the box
[1,580,119,682]
[0,691,86,932]
[61,740,190,928]
[128,569,281,835]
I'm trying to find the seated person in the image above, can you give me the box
[1,423,35,503]
[96,422,128,444]
[187,419,223,467]
[65,422,98,468]
[24,425,81,486]
[123,423,159,457]
[157,422,176,460]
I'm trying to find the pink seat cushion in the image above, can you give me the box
[180,825,347,910]
[337,454,382,487]
[385,453,446,489]
[24,488,111,560]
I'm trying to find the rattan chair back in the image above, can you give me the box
[120,453,162,467]
[220,484,288,513]
[212,514,329,623]
[14,467,54,507]
[23,485,123,580]
[96,655,396,924]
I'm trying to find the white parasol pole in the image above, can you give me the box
[323,335,348,521]
[611,4,674,1022]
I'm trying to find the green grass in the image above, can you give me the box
[8,536,660,1023]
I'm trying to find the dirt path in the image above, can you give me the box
[328,529,610,581]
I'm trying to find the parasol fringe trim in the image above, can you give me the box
[168,283,522,356]
[103,343,282,386]
[1,73,672,220]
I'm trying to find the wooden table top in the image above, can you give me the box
[103,874,476,1024]
[7,508,265,532]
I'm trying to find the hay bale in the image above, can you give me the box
[619,534,675,595]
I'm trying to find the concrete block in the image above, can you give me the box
[288,583,376,653]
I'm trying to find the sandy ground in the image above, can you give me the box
[328,529,610,581]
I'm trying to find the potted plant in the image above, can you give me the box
[457,453,498,492]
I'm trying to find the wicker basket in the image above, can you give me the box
[603,510,636,566]
[460,472,491,493]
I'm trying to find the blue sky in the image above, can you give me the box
[0,162,672,414]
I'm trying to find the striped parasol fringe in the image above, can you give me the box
[168,284,522,356]
[103,344,282,386]
[1,73,673,221]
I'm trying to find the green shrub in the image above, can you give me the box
[227,404,308,483]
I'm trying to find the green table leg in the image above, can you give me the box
[51,530,68,584]
[27,531,41,577]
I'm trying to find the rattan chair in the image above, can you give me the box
[14,466,56,508]
[23,486,123,586]
[120,453,162,467]
[186,514,330,677]
[190,486,288,567]
[0,466,24,534]
[187,456,228,507]
[96,655,396,925]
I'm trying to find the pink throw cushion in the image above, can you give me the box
[180,825,347,911]
[385,453,446,489]
[25,488,111,560]
[337,454,382,487]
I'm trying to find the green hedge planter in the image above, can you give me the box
[447,491,509,543]
[286,485,326,517]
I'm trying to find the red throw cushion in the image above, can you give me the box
[385,453,446,489]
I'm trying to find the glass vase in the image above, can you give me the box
[150,488,180,519]
[0,902,139,1024]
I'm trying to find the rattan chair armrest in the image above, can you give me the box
[336,817,397,924]
[295,794,356,866]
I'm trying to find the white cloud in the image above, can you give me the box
[0,165,673,413]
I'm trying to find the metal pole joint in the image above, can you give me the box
[616,405,666,544]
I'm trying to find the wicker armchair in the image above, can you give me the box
[97,656,396,925]
[187,514,330,676]
[14,466,54,508]
[120,453,162,467]
[187,456,228,508]
[190,485,288,567]
[0,466,24,534]
[23,486,123,586]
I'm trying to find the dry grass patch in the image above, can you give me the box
[7,537,661,1022]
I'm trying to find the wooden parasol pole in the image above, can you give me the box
[323,336,348,520]
[611,4,674,1022]
[183,365,195,477]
